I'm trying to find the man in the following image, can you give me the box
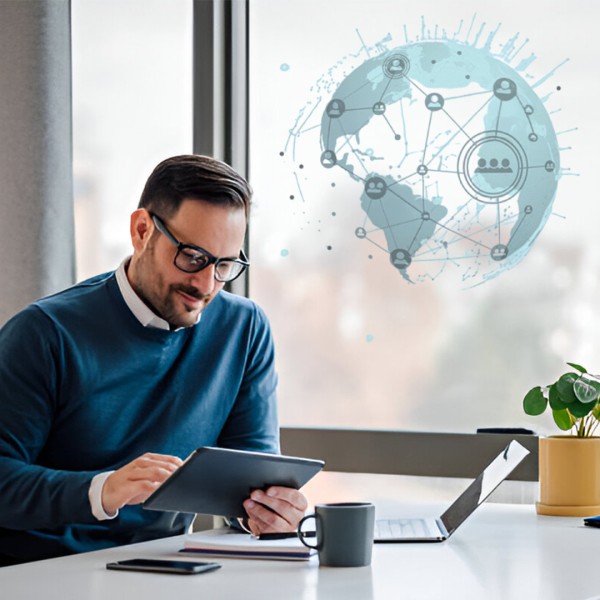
[0,155,306,565]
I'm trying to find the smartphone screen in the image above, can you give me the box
[106,558,221,575]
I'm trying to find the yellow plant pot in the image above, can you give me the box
[537,436,600,516]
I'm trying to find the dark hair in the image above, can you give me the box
[138,155,252,218]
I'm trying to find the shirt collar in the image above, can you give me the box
[115,258,201,331]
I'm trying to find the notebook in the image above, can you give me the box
[374,439,530,543]
[180,528,315,561]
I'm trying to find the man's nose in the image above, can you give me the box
[189,265,217,296]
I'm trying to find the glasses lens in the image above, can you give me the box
[175,248,211,273]
[215,260,245,282]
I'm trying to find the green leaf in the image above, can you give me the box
[523,386,547,416]
[548,385,569,410]
[573,374,600,404]
[568,400,594,418]
[566,362,587,374]
[553,408,574,430]
[593,403,600,420]
[556,373,578,404]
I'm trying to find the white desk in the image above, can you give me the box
[1,504,599,600]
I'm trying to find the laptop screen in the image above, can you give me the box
[439,440,530,536]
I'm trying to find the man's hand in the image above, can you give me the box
[102,452,183,516]
[243,486,308,535]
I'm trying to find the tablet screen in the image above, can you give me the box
[143,446,324,517]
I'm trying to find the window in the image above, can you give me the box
[248,0,595,433]
[72,0,193,281]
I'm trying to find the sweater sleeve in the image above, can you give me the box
[217,304,280,454]
[0,307,97,530]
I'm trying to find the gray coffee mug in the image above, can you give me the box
[297,502,375,567]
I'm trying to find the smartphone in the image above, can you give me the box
[106,558,221,575]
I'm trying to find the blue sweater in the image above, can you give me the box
[0,272,279,564]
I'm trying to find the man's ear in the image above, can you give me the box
[130,209,153,252]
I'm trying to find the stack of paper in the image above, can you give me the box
[180,529,316,561]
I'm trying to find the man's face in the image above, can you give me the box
[128,199,247,329]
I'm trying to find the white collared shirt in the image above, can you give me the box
[88,258,201,520]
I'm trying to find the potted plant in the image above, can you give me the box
[523,362,600,516]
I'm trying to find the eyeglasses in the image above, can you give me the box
[150,213,249,283]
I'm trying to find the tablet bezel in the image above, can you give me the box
[142,446,324,517]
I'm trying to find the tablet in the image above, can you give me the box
[143,446,324,517]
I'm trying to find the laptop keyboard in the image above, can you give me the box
[375,518,434,539]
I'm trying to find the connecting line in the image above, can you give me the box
[387,186,426,218]
[408,222,425,254]
[435,220,492,250]
[495,100,503,134]
[383,114,400,138]
[422,111,433,166]
[506,210,529,248]
[441,107,474,142]
[516,96,535,134]
[496,202,502,244]
[404,75,428,98]
[371,201,401,248]
[427,95,493,165]
[378,76,393,104]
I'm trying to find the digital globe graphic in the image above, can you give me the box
[286,36,563,286]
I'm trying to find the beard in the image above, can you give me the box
[129,241,213,329]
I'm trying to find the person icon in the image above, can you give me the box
[417,164,428,176]
[372,102,386,115]
[490,244,509,261]
[326,99,345,118]
[320,150,337,168]
[500,158,512,173]
[425,93,444,111]
[524,205,533,215]
[493,78,516,101]
[389,58,405,74]
[390,248,412,270]
[364,177,387,199]
[383,54,409,79]
[355,227,367,239]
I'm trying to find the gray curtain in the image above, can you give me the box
[0,0,75,326]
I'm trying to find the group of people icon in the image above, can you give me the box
[475,157,513,174]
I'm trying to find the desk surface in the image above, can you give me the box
[1,504,599,600]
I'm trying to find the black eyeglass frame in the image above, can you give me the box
[150,212,250,282]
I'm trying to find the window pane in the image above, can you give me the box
[72,0,193,281]
[249,0,597,433]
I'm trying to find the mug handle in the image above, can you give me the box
[297,513,320,550]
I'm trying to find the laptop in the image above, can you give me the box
[374,439,530,543]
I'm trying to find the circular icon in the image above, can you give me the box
[493,78,517,101]
[364,176,387,199]
[422,212,430,221]
[383,54,410,79]
[326,99,346,118]
[425,93,444,111]
[320,150,337,168]
[457,131,528,204]
[417,164,428,176]
[372,102,386,115]
[524,205,533,214]
[524,104,534,115]
[528,133,538,142]
[545,160,555,172]
[355,227,367,239]
[390,248,412,270]
[490,244,509,261]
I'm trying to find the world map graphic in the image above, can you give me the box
[283,26,566,286]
